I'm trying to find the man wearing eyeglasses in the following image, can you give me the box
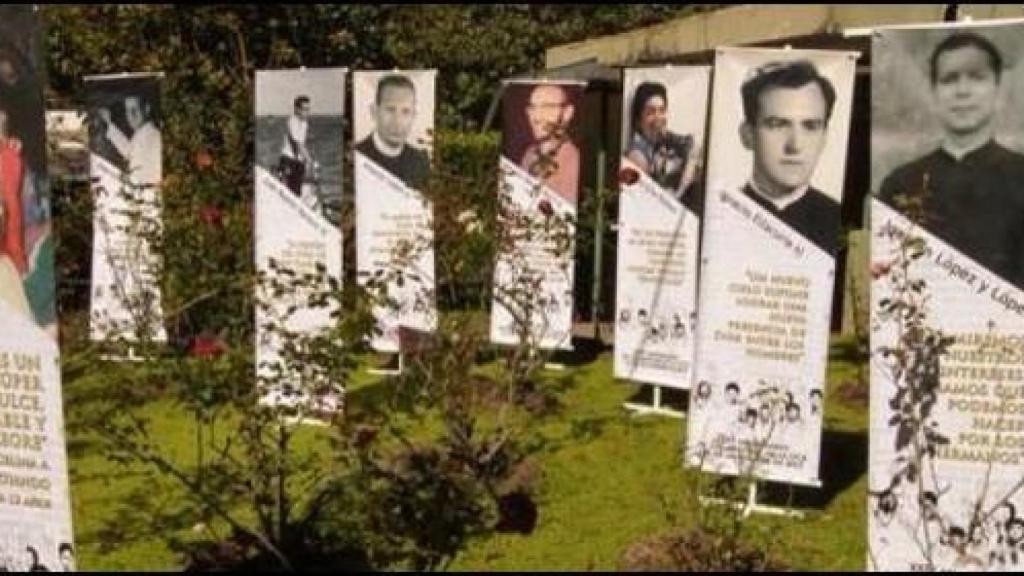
[518,83,580,204]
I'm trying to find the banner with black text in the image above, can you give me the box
[254,68,346,413]
[614,66,710,389]
[686,47,857,487]
[353,70,437,353]
[0,6,76,571]
[86,72,166,344]
[490,80,585,350]
[869,21,1024,571]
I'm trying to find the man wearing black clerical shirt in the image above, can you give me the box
[879,32,1024,289]
[738,59,841,255]
[356,74,430,190]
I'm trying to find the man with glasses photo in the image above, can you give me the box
[518,83,580,204]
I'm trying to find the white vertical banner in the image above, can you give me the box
[86,72,167,344]
[353,70,437,353]
[254,68,346,412]
[614,66,710,389]
[490,80,586,350]
[686,47,857,487]
[0,5,76,571]
[870,21,1024,571]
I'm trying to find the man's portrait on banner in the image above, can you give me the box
[876,30,1024,289]
[502,81,583,205]
[736,59,841,255]
[355,73,431,191]
[255,69,345,227]
[87,78,162,188]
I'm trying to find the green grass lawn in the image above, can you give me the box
[64,337,868,571]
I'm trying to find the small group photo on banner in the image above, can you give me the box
[353,69,437,355]
[491,79,585,351]
[614,65,710,390]
[686,46,857,487]
[0,5,75,572]
[869,19,1024,571]
[254,67,346,414]
[86,72,166,346]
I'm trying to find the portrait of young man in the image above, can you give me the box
[514,82,581,205]
[878,32,1024,289]
[738,59,841,255]
[355,73,430,191]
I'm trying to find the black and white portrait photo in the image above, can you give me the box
[255,68,345,227]
[737,59,841,255]
[688,46,856,489]
[353,69,437,353]
[353,71,434,191]
[869,21,1024,573]
[86,72,168,344]
[86,74,162,189]
[873,26,1024,288]
[703,50,855,257]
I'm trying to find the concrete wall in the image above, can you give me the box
[546,5,1024,68]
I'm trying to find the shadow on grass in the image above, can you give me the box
[622,384,689,415]
[345,376,396,416]
[65,435,102,459]
[83,477,198,556]
[547,336,610,367]
[756,428,867,510]
[567,413,614,443]
[71,466,157,485]
[828,337,868,366]
[520,411,621,457]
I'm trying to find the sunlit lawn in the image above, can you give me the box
[66,336,868,571]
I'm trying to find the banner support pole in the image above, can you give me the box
[99,345,145,363]
[744,482,805,519]
[591,109,608,342]
[623,384,685,419]
[699,481,806,519]
[367,352,403,376]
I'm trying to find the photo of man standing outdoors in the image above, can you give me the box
[277,95,313,196]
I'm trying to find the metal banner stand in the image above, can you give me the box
[99,345,144,363]
[524,344,567,372]
[367,352,404,376]
[700,480,817,519]
[623,384,685,419]
[283,414,331,428]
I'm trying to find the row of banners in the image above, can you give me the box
[3,3,1023,568]
[621,51,856,490]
